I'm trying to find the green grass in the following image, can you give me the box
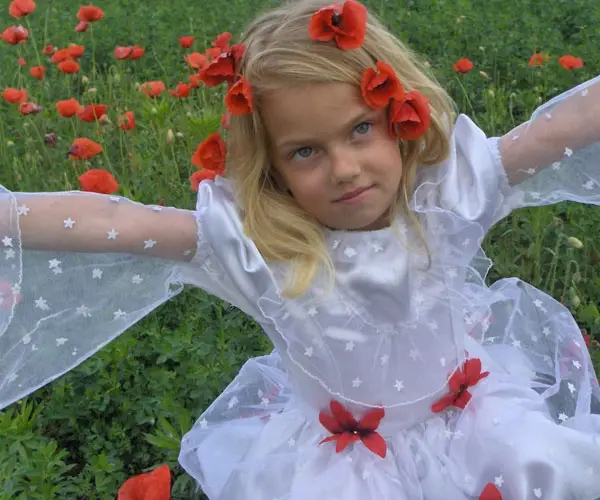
[1,0,600,498]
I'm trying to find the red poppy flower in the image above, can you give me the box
[198,52,236,87]
[3,88,27,103]
[56,98,83,117]
[205,46,223,61]
[308,0,367,51]
[58,59,80,73]
[528,53,546,67]
[184,52,207,70]
[77,4,104,22]
[0,280,23,310]
[9,0,36,18]
[452,58,474,73]
[50,49,71,63]
[361,61,405,109]
[19,101,42,115]
[212,32,232,50]
[388,91,431,140]
[29,65,45,79]
[179,36,194,48]
[79,169,118,194]
[431,357,489,413]
[77,104,108,122]
[140,81,166,98]
[192,132,226,173]
[190,169,217,191]
[118,111,135,130]
[117,464,171,500]
[225,77,253,115]
[68,138,103,160]
[75,21,88,32]
[169,82,191,98]
[583,331,591,348]
[42,44,55,55]
[67,44,85,58]
[319,400,386,458]
[1,25,28,44]
[130,46,145,60]
[114,46,132,60]
[558,54,583,70]
[188,73,202,88]
[480,483,503,500]
[17,57,26,67]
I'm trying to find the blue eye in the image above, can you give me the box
[291,146,314,161]
[353,121,372,136]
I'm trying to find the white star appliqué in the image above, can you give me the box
[107,229,119,240]
[2,236,12,247]
[344,247,357,258]
[4,249,15,260]
[564,147,573,157]
[199,418,208,429]
[131,274,143,284]
[76,305,92,318]
[35,297,50,310]
[345,341,355,352]
[583,180,595,190]
[228,396,238,409]
[572,359,582,370]
[56,337,68,346]
[63,217,76,229]
[533,488,542,498]
[552,162,561,170]
[567,382,576,395]
[304,346,314,357]
[352,377,362,388]
[380,354,389,365]
[49,259,61,269]
[144,239,157,249]
[113,309,126,320]
[494,475,504,487]
[17,204,29,216]
[558,412,568,422]
[92,268,103,279]
[394,380,404,391]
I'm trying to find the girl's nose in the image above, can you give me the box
[329,146,360,182]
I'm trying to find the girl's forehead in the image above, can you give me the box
[261,82,374,149]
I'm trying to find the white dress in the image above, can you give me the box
[1,77,600,499]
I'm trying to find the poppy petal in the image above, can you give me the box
[335,431,359,453]
[357,407,385,431]
[431,393,455,413]
[453,389,472,409]
[361,431,387,458]
[330,400,357,428]
[479,482,503,500]
[319,410,343,434]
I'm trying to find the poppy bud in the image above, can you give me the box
[572,271,582,283]
[567,236,584,249]
[572,295,581,308]
[81,75,89,85]
[166,129,174,144]
[6,140,14,147]
[44,132,57,147]
[113,73,121,82]
[176,132,184,138]
[488,89,495,98]
[479,71,489,79]
[151,107,157,115]
[134,82,141,90]
[99,114,110,125]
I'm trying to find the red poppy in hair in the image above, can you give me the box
[308,0,367,51]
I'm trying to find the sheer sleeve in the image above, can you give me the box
[490,74,600,209]
[0,178,271,410]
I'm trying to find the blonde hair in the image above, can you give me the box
[227,0,456,297]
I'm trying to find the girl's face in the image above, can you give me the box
[263,83,404,231]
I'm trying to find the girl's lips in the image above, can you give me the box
[335,185,373,202]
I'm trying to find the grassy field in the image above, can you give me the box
[1,0,600,498]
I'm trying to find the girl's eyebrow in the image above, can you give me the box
[275,110,375,150]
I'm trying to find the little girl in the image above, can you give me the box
[2,0,600,498]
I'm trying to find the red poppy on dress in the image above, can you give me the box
[431,358,489,413]
[169,82,191,98]
[68,138,103,160]
[212,32,232,50]
[361,61,405,109]
[42,44,55,55]
[118,111,135,130]
[479,482,503,500]
[77,4,104,22]
[56,98,83,117]
[19,102,42,115]
[114,46,132,60]
[528,53,546,67]
[179,36,194,48]
[77,104,107,122]
[129,46,145,60]
[558,54,583,70]
[191,132,226,173]
[17,57,26,67]
[75,21,88,32]
[190,169,218,191]
[452,58,474,73]
[388,91,431,140]
[308,0,367,51]
[319,400,387,458]
[140,81,166,98]
[117,464,171,500]
[29,65,45,79]
[9,0,36,18]
[1,25,28,44]
[184,52,207,70]
[58,59,80,73]
[2,88,27,104]
[225,77,253,115]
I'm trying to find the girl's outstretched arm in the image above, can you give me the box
[9,191,197,261]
